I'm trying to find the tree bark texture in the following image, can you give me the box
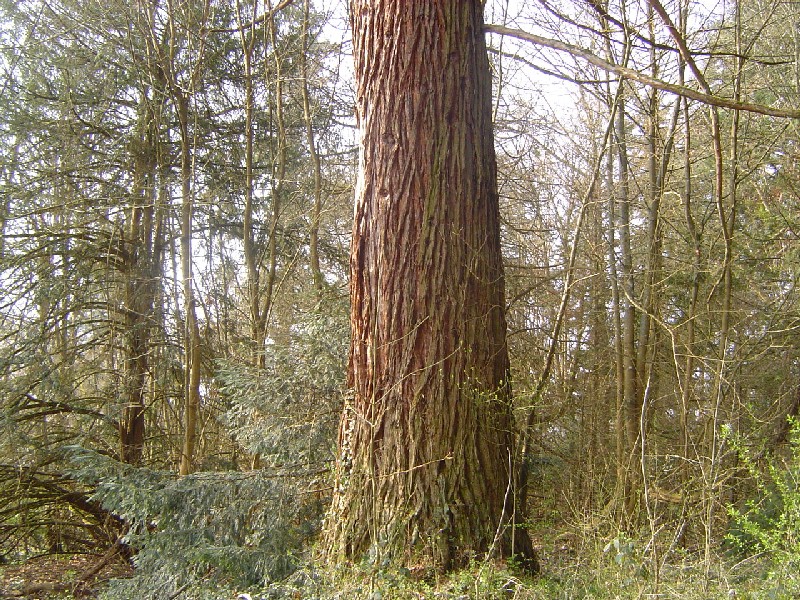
[120,98,160,465]
[326,0,536,571]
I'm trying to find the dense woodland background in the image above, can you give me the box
[1,0,800,597]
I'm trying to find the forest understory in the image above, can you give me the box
[2,0,800,597]
[0,516,792,599]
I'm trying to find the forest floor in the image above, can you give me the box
[0,538,779,599]
[0,553,131,599]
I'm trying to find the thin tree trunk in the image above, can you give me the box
[120,96,159,465]
[176,93,202,477]
[301,0,324,293]
[591,6,640,514]
[605,101,627,513]
[258,0,286,351]
[614,94,641,514]
[680,96,699,492]
[236,0,263,367]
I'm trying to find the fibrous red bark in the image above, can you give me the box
[325,0,537,572]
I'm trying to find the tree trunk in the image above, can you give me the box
[301,0,324,293]
[613,93,641,515]
[680,96,700,493]
[236,3,266,368]
[325,0,537,572]
[176,92,202,476]
[119,99,158,465]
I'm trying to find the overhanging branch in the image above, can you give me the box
[485,23,800,119]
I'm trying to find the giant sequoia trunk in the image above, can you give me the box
[326,0,537,571]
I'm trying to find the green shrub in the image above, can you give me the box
[727,419,800,597]
[67,448,316,599]
[64,307,348,599]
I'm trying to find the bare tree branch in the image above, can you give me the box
[485,23,800,119]
[209,0,295,34]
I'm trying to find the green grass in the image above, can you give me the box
[233,530,782,600]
